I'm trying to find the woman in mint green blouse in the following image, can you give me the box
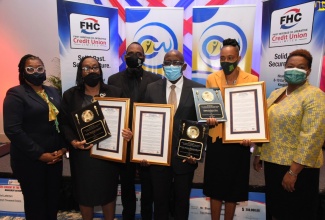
[253,49,325,220]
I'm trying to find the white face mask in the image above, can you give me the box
[163,65,182,81]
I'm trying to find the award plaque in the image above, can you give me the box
[192,88,227,122]
[177,120,209,161]
[72,101,111,144]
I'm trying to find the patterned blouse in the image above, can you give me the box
[254,82,325,168]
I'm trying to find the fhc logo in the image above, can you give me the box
[280,8,302,29]
[80,18,100,34]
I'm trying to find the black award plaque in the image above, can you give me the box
[192,88,227,122]
[177,120,209,161]
[72,101,111,144]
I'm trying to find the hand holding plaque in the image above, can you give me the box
[192,88,227,122]
[72,101,111,144]
[177,120,209,161]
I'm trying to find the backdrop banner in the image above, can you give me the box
[189,189,266,220]
[192,5,256,85]
[0,178,24,217]
[57,0,119,92]
[125,7,184,75]
[259,0,325,96]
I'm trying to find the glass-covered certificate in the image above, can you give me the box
[72,101,111,144]
[131,103,174,166]
[192,88,227,122]
[177,120,209,161]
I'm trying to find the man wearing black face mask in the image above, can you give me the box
[107,42,161,220]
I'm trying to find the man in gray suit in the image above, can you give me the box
[140,50,204,220]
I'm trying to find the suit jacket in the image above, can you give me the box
[61,84,124,144]
[107,69,162,104]
[144,77,205,174]
[3,84,65,161]
[206,68,258,142]
[108,69,162,151]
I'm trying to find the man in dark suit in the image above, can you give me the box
[140,50,204,220]
[107,42,161,220]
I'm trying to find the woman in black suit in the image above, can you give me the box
[61,56,132,220]
[3,54,67,220]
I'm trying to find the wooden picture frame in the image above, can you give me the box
[131,103,174,166]
[90,97,130,163]
[223,81,269,143]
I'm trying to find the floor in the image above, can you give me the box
[0,211,83,220]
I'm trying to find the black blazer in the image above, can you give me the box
[107,69,162,104]
[61,84,124,144]
[3,84,65,161]
[108,69,161,130]
[144,77,205,174]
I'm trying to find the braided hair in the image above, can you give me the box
[18,54,44,85]
[75,56,104,91]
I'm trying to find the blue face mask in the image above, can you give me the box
[163,65,182,81]
[284,68,307,84]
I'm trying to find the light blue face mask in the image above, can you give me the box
[163,65,182,81]
[284,68,307,84]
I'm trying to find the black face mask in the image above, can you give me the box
[220,61,238,75]
[125,54,144,68]
[24,72,46,86]
[83,73,101,87]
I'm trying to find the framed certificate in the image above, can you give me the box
[90,97,130,163]
[192,88,227,122]
[223,81,269,143]
[131,103,174,166]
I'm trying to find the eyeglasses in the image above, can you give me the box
[25,66,45,74]
[82,66,100,73]
[163,60,184,66]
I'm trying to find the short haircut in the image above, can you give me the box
[126,42,145,54]
[222,38,240,53]
[286,49,313,69]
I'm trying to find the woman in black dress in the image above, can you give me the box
[203,39,257,220]
[61,56,132,220]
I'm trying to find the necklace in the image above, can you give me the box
[225,71,239,85]
[226,79,237,85]
[90,93,106,103]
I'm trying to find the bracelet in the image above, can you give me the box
[288,169,298,177]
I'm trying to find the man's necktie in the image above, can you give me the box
[168,85,177,114]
